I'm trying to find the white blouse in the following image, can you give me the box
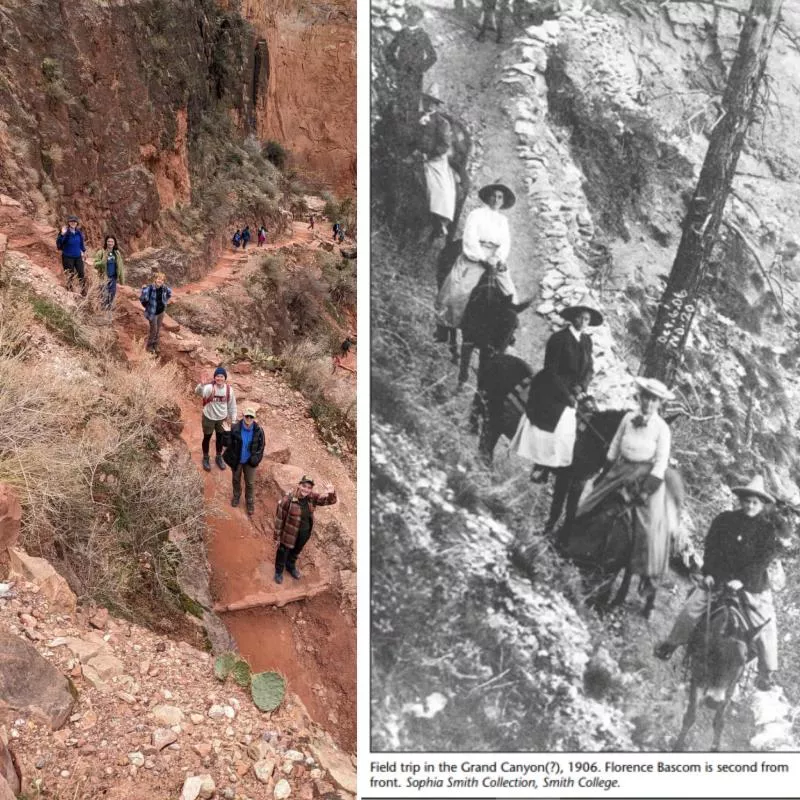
[461,205,510,264]
[607,411,671,479]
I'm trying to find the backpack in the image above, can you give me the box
[203,383,231,406]
[232,232,241,245]
[139,285,150,308]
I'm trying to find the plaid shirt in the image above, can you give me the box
[273,487,337,548]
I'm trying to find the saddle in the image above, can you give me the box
[697,587,767,663]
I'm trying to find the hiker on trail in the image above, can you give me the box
[195,367,238,472]
[257,225,267,247]
[93,235,125,311]
[273,475,337,584]
[232,229,242,249]
[332,222,341,241]
[222,404,265,516]
[56,215,87,295]
[242,225,251,250]
[337,227,346,243]
[435,182,518,332]
[510,299,601,486]
[308,215,315,230]
[386,5,437,138]
[655,476,789,691]
[575,377,682,582]
[139,271,172,354]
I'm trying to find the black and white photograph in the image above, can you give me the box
[370,0,800,755]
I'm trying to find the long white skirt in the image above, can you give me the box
[509,406,576,467]
[424,154,456,222]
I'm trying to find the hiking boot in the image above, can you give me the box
[287,565,301,580]
[202,455,211,472]
[246,504,254,516]
[274,571,284,585]
[231,494,240,508]
[755,672,776,691]
[654,642,677,661]
[215,454,226,470]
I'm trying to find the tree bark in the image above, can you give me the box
[642,0,783,383]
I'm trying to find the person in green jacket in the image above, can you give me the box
[93,235,125,310]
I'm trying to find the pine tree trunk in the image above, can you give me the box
[641,0,783,383]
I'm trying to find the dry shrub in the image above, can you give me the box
[0,297,204,617]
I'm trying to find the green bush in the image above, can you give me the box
[263,140,288,170]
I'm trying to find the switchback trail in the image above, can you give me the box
[0,204,357,754]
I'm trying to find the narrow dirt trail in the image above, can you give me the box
[0,205,357,754]
[115,222,357,753]
[423,1,550,369]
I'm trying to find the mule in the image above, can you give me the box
[674,584,766,751]
[474,354,626,530]
[435,239,532,376]
[556,488,659,616]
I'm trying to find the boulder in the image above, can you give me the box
[0,486,21,553]
[7,549,76,614]
[0,775,16,800]
[266,464,307,495]
[309,736,356,794]
[0,740,20,796]
[264,429,292,464]
[0,629,76,729]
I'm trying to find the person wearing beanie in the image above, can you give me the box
[222,405,265,515]
[194,367,237,471]
[272,475,337,584]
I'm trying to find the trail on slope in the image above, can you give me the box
[0,207,357,754]
[388,2,761,751]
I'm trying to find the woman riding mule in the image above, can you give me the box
[655,475,788,692]
[572,377,684,610]
[509,299,601,490]
[434,181,518,338]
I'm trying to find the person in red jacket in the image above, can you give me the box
[273,476,337,584]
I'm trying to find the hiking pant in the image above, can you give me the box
[201,415,226,455]
[275,526,312,575]
[665,586,778,672]
[103,278,117,309]
[62,256,86,294]
[232,463,256,506]
[146,313,163,351]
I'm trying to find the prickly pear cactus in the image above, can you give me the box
[214,652,237,681]
[232,658,252,688]
[250,671,286,712]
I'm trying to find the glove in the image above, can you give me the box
[641,475,663,497]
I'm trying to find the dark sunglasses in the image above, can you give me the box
[244,415,254,419]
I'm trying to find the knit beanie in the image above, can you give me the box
[213,367,227,379]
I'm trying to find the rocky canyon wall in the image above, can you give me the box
[241,0,357,196]
[0,0,355,252]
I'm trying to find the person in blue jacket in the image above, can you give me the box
[56,215,86,295]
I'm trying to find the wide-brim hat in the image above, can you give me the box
[732,475,774,504]
[561,299,603,327]
[299,475,315,486]
[478,182,516,210]
[422,82,444,105]
[634,376,675,401]
[242,406,257,418]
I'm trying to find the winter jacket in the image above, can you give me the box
[139,283,172,321]
[222,420,265,469]
[56,229,86,258]
[93,248,126,284]
[273,487,337,548]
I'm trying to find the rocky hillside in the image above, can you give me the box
[371,0,800,751]
[0,0,355,255]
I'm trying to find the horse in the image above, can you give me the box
[674,583,766,751]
